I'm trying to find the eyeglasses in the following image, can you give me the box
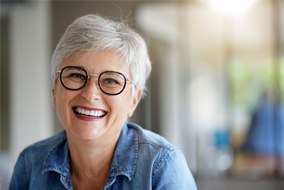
[57,66,133,95]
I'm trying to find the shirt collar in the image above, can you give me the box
[41,131,70,176]
[109,123,139,181]
[41,123,139,181]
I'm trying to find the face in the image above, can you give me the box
[52,50,142,143]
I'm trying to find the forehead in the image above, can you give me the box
[60,49,129,74]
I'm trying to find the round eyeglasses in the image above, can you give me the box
[57,66,133,95]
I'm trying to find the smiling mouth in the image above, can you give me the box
[73,107,107,118]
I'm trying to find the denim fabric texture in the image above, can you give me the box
[9,123,197,190]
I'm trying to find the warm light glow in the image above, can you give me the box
[207,0,258,16]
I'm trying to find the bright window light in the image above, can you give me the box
[206,0,258,16]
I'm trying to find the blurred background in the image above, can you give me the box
[1,0,284,189]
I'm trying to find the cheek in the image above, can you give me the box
[121,96,136,118]
[108,95,131,116]
[53,91,65,117]
[53,87,63,108]
[53,87,74,120]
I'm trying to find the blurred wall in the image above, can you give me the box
[2,1,53,164]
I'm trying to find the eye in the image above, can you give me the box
[101,78,121,86]
[66,73,86,81]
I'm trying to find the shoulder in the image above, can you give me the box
[19,131,67,163]
[126,122,182,169]
[9,131,68,189]
[126,122,176,151]
[125,123,197,189]
[23,131,66,153]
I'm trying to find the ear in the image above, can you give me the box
[128,90,142,118]
[52,88,56,108]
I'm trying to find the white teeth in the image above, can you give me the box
[75,107,105,117]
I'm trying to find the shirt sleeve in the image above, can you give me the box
[152,148,197,190]
[9,150,30,190]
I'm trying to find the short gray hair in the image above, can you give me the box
[51,14,151,96]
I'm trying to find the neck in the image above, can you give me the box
[69,134,119,173]
[68,132,120,189]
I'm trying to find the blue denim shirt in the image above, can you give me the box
[9,123,197,190]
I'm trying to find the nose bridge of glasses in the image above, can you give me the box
[85,73,100,91]
[86,74,100,85]
[88,73,99,79]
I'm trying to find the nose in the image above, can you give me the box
[81,78,100,102]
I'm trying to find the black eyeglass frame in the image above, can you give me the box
[57,66,133,96]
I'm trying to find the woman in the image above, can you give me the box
[9,14,197,190]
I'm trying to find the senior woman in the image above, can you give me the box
[9,14,197,190]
